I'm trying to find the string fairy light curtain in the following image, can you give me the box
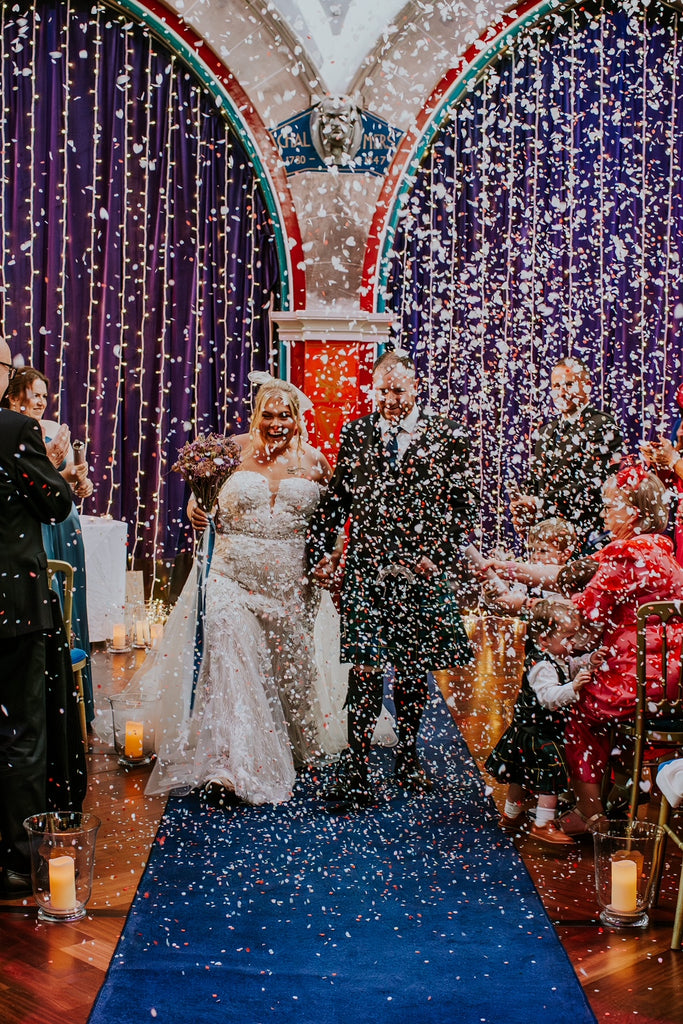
[385,0,683,552]
[0,0,281,562]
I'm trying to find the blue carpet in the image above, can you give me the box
[89,683,596,1024]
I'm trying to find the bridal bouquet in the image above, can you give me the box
[172,433,242,513]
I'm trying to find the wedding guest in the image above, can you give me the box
[5,367,95,721]
[558,465,683,835]
[486,597,591,848]
[510,358,622,553]
[308,350,475,809]
[0,340,72,898]
[112,374,393,808]
[657,759,683,809]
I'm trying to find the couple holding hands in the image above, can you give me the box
[131,351,475,811]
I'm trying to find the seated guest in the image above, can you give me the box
[558,465,683,835]
[510,358,622,554]
[641,382,683,563]
[657,759,683,809]
[5,368,95,722]
[486,597,592,849]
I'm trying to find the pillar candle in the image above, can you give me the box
[135,620,149,646]
[124,720,144,759]
[150,623,164,649]
[112,623,126,650]
[611,857,638,913]
[49,855,76,912]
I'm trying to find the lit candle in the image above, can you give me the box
[112,623,126,650]
[124,720,144,759]
[49,855,76,912]
[150,622,164,649]
[135,620,149,646]
[611,857,638,913]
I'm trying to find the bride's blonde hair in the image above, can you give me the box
[249,379,306,453]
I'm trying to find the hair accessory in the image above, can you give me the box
[247,370,314,414]
[616,458,649,492]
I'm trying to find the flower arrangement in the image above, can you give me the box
[172,433,242,513]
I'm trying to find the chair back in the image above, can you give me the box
[635,600,683,727]
[47,559,75,640]
[630,600,683,821]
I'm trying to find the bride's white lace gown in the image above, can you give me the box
[134,470,392,805]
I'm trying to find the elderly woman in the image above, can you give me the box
[559,464,683,835]
[4,367,94,722]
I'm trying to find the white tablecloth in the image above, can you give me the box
[81,515,128,642]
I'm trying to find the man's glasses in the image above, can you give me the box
[0,361,17,381]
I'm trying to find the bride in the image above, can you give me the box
[115,374,392,806]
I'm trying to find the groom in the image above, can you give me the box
[307,350,476,809]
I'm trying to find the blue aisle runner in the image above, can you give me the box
[89,683,596,1024]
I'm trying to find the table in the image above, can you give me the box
[80,515,128,642]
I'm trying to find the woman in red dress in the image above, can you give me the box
[559,464,683,835]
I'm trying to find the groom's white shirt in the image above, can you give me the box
[378,406,421,464]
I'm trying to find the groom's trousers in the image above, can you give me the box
[346,664,429,775]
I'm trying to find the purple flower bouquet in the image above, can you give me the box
[172,433,242,515]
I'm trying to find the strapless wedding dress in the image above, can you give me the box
[112,470,394,806]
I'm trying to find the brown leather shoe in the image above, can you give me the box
[530,821,575,847]
[499,810,526,832]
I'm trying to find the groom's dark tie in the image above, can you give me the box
[384,424,401,470]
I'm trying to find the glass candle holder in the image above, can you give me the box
[108,694,156,767]
[593,819,664,928]
[107,604,132,653]
[23,812,101,923]
[131,602,151,649]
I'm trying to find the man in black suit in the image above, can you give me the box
[307,351,475,808]
[511,358,622,552]
[0,339,72,898]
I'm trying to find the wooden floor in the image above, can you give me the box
[1,617,682,1024]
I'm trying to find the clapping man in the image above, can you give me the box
[307,351,476,809]
[511,358,622,553]
[0,339,72,898]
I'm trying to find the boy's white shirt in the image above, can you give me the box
[527,655,581,710]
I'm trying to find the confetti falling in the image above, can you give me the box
[89,683,596,1024]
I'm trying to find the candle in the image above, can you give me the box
[124,720,144,759]
[150,622,164,649]
[49,855,76,912]
[112,623,126,650]
[611,857,638,913]
[135,620,149,646]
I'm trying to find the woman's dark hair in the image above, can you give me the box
[3,366,49,409]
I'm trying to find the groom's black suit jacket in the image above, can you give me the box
[307,408,476,667]
[0,409,72,637]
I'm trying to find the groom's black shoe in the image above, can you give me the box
[201,780,242,809]
[0,869,33,900]
[394,750,434,794]
[322,753,373,811]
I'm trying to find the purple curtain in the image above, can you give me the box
[386,0,683,551]
[0,0,281,560]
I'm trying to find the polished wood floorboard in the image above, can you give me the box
[0,618,681,1024]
